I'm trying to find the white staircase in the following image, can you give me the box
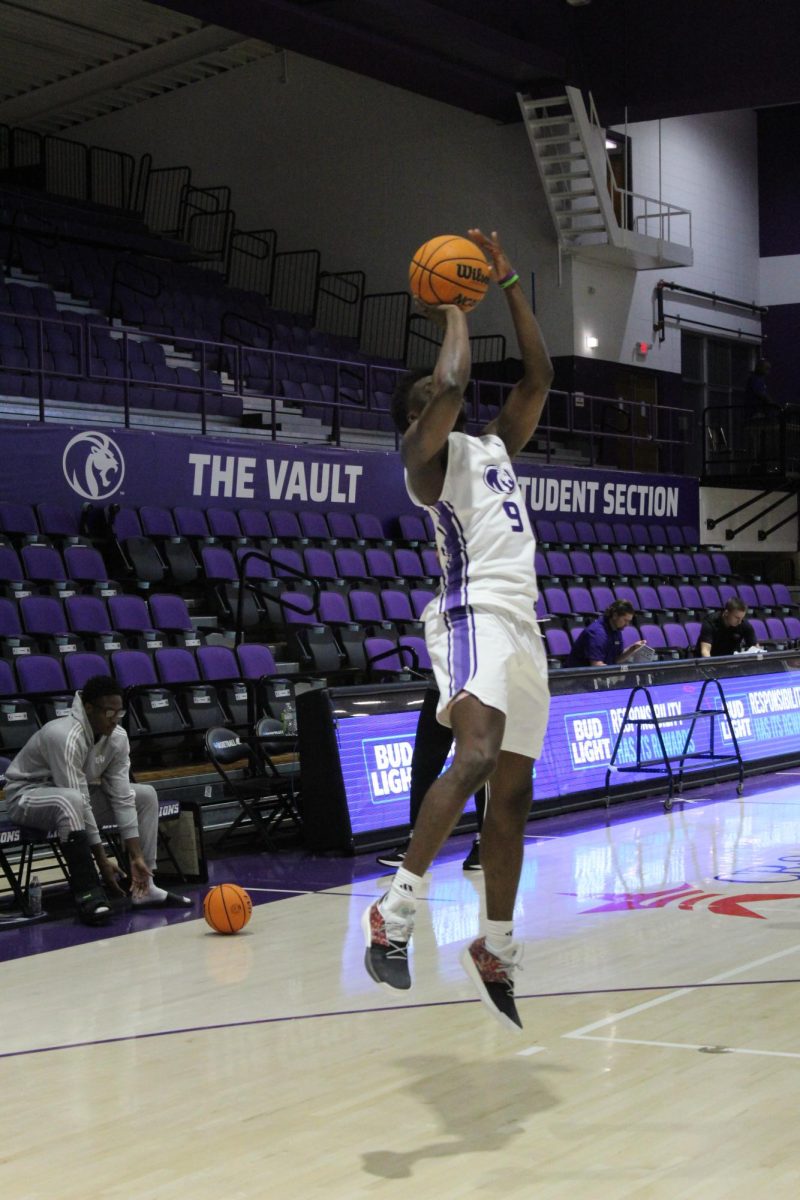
[518,86,693,271]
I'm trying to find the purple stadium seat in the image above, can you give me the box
[16,653,68,694]
[207,508,244,544]
[303,548,337,579]
[655,552,677,578]
[678,584,703,611]
[318,592,350,625]
[738,583,757,608]
[20,544,69,585]
[298,511,330,542]
[630,523,651,546]
[535,549,548,579]
[0,502,39,543]
[64,651,110,690]
[139,506,177,538]
[673,552,695,577]
[350,589,383,624]
[765,617,789,647]
[718,583,738,604]
[364,637,408,677]
[421,548,441,578]
[174,507,211,541]
[111,649,159,689]
[545,550,572,577]
[201,546,238,582]
[534,519,558,546]
[535,593,546,622]
[665,524,684,546]
[278,591,317,625]
[656,584,682,612]
[236,642,279,679]
[63,545,113,587]
[149,593,197,639]
[662,623,690,655]
[63,595,123,653]
[683,524,700,546]
[196,645,239,681]
[754,583,775,609]
[365,548,397,580]
[238,509,273,542]
[334,547,367,581]
[771,583,796,610]
[591,550,616,577]
[784,616,800,642]
[269,547,305,579]
[574,521,595,544]
[591,585,615,612]
[711,552,732,578]
[555,520,577,544]
[620,625,642,650]
[269,510,303,542]
[614,584,638,608]
[639,623,670,656]
[154,647,200,684]
[613,550,636,577]
[567,586,595,617]
[594,521,614,545]
[545,627,572,666]
[398,514,428,543]
[355,512,387,543]
[634,552,657,578]
[399,635,431,671]
[749,617,769,646]
[684,620,702,651]
[698,584,722,610]
[543,587,572,619]
[394,548,425,579]
[382,589,415,625]
[37,503,81,540]
[235,546,273,583]
[649,524,667,546]
[569,550,594,577]
[693,552,714,577]
[327,512,359,541]
[19,595,75,648]
[635,584,660,613]
[410,588,436,618]
[612,523,633,546]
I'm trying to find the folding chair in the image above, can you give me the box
[205,726,301,851]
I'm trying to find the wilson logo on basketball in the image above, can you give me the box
[456,264,490,284]
[567,883,800,919]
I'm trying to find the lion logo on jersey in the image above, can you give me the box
[483,464,516,495]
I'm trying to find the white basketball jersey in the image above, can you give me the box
[407,431,539,621]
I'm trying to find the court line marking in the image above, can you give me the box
[570,1035,800,1060]
[563,942,800,1049]
[516,1045,546,1056]
[5,975,800,1063]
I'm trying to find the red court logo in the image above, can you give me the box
[567,883,800,919]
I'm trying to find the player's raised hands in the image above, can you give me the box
[467,228,512,283]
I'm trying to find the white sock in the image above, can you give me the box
[132,880,167,905]
[484,919,514,959]
[380,867,423,924]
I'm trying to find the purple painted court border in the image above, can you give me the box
[3,976,799,1062]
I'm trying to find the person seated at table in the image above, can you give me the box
[696,596,758,657]
[566,600,648,668]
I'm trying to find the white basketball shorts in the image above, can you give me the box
[424,605,550,759]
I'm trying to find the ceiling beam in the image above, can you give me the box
[0,24,244,126]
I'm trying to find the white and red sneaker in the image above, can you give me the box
[361,895,413,990]
[460,937,523,1032]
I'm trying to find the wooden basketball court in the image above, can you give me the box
[2,772,800,1198]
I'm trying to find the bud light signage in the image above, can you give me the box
[336,711,456,837]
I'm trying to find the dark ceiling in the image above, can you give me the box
[154,0,800,126]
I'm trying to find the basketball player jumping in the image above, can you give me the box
[363,229,553,1031]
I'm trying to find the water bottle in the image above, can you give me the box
[28,875,43,917]
[280,704,296,736]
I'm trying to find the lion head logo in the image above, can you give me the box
[62,431,125,501]
[483,464,516,495]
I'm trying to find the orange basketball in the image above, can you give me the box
[408,235,491,311]
[203,883,253,935]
